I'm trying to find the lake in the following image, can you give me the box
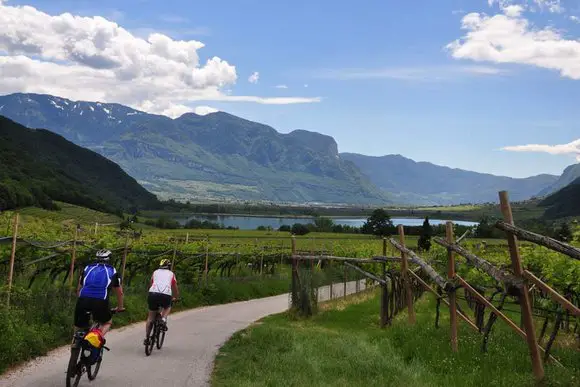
[177,214,478,230]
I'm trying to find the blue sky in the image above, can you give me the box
[1,0,580,178]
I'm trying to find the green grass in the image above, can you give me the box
[212,291,579,387]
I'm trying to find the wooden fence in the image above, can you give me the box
[290,191,579,382]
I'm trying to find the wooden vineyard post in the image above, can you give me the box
[398,225,416,324]
[380,237,389,327]
[170,241,177,271]
[343,263,347,299]
[94,222,99,238]
[7,213,19,307]
[446,221,458,352]
[260,245,264,277]
[69,225,80,289]
[185,232,189,245]
[120,232,130,283]
[499,191,544,381]
[291,235,298,306]
[204,236,210,285]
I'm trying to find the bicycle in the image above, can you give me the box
[66,308,124,387]
[144,299,178,356]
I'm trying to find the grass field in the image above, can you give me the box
[212,290,579,387]
[19,202,121,224]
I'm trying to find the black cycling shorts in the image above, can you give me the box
[148,292,172,311]
[74,297,112,328]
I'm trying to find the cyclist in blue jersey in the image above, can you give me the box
[74,249,125,337]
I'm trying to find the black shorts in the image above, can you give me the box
[74,297,111,328]
[148,292,172,311]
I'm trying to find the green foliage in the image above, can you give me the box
[313,216,334,232]
[540,177,580,219]
[417,216,432,252]
[362,209,395,237]
[0,116,159,212]
[291,223,310,236]
[556,222,573,242]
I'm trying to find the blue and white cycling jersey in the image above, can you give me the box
[79,263,121,300]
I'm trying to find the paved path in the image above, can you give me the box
[0,280,366,387]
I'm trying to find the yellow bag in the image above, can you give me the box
[84,329,104,349]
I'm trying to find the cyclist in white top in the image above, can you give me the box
[144,259,180,346]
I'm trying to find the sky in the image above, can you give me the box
[1,0,580,178]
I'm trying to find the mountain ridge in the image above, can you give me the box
[0,92,563,205]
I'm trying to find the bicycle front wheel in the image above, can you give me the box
[145,324,156,356]
[87,357,102,380]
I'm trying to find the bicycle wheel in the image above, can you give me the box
[65,348,82,387]
[87,356,102,380]
[145,323,156,356]
[156,324,166,349]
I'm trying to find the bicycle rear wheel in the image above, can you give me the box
[156,326,166,349]
[145,323,156,356]
[87,356,102,380]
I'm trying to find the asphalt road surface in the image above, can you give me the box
[0,280,367,387]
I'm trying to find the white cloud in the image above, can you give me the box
[315,65,507,81]
[248,71,260,84]
[0,3,319,115]
[194,106,219,115]
[447,11,580,80]
[570,16,580,23]
[533,0,563,13]
[503,5,524,17]
[275,84,288,89]
[304,84,309,88]
[502,139,580,161]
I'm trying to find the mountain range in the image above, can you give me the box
[0,115,159,212]
[0,92,573,206]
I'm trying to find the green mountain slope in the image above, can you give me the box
[539,163,580,196]
[540,177,580,219]
[0,115,160,212]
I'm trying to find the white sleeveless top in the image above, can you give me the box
[149,269,176,296]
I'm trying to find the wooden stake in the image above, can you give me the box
[68,225,79,289]
[446,221,458,352]
[204,236,209,284]
[94,222,99,238]
[7,213,19,307]
[291,236,298,304]
[499,191,544,381]
[185,232,189,245]
[398,225,416,324]
[170,242,177,271]
[120,232,130,282]
[380,237,388,327]
[343,263,347,299]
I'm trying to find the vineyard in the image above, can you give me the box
[289,192,579,382]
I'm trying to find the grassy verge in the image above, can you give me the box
[0,276,290,374]
[212,291,579,387]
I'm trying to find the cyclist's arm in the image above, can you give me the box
[76,269,85,297]
[111,273,124,310]
[171,274,180,300]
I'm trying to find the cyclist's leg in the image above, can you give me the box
[159,294,173,319]
[145,293,159,341]
[73,297,91,337]
[92,298,113,336]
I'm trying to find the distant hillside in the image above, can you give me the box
[0,115,160,212]
[540,177,580,219]
[539,163,580,196]
[341,153,558,205]
[0,93,387,205]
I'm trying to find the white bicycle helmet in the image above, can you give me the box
[95,249,112,261]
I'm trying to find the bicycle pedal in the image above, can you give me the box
[103,346,110,351]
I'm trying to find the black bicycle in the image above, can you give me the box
[145,299,178,356]
[66,309,124,387]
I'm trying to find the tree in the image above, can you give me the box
[417,216,432,252]
[291,223,310,236]
[313,216,334,232]
[556,222,573,242]
[361,209,395,237]
[279,225,292,232]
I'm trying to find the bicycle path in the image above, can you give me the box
[0,280,367,387]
